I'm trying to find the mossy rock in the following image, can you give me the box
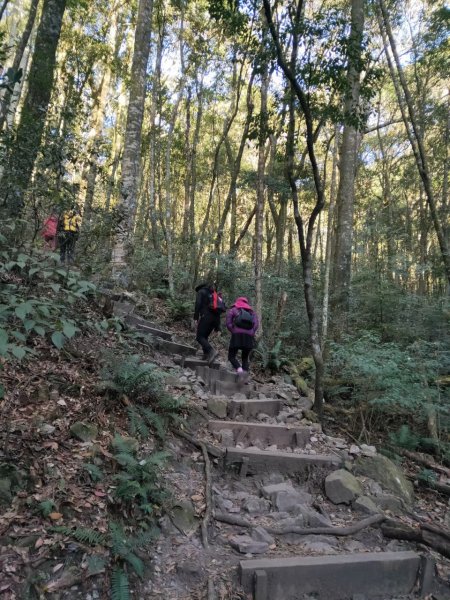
[169,500,198,535]
[70,421,98,442]
[354,454,414,505]
[0,463,27,506]
[293,375,309,395]
[296,356,315,375]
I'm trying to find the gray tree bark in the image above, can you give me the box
[331,0,365,316]
[112,0,153,273]
[0,0,40,131]
[2,0,67,216]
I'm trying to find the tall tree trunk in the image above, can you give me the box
[378,0,450,287]
[193,51,246,283]
[0,0,40,131]
[255,62,269,337]
[182,85,192,244]
[148,18,164,251]
[264,0,326,417]
[214,70,255,256]
[2,0,67,216]
[322,126,340,346]
[331,0,365,316]
[0,0,10,21]
[188,75,204,271]
[112,0,153,273]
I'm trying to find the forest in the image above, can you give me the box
[0,0,449,597]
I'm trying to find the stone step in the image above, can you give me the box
[225,447,341,474]
[135,322,173,340]
[196,365,238,384]
[229,398,282,418]
[155,339,197,357]
[183,357,220,369]
[240,551,425,600]
[208,420,312,448]
[112,301,135,316]
[125,314,161,330]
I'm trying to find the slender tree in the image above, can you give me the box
[2,0,67,216]
[112,0,153,273]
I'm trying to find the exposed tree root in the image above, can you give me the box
[173,427,224,459]
[199,440,212,550]
[381,518,450,559]
[391,446,450,478]
[213,511,385,536]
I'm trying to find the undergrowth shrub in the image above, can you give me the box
[100,354,184,438]
[327,331,449,438]
[111,435,169,515]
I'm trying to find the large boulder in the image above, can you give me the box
[325,469,362,504]
[354,454,414,504]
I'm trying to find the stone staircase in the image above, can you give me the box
[106,294,442,600]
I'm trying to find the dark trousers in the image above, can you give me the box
[228,346,251,371]
[196,313,219,355]
[60,231,77,264]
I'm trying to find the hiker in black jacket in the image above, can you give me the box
[194,282,225,364]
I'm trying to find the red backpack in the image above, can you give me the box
[208,291,226,313]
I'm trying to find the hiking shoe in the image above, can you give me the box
[207,349,219,365]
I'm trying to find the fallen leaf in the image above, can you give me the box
[53,563,64,573]
[49,512,63,520]
[191,494,203,502]
[94,490,106,497]
[35,538,44,549]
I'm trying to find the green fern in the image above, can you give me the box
[127,406,150,438]
[52,526,107,546]
[111,568,129,600]
[389,425,420,450]
[38,499,56,517]
[82,462,104,482]
[109,522,144,577]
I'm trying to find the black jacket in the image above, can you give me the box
[194,284,211,320]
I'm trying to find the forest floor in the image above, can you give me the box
[1,281,450,599]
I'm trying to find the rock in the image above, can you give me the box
[266,444,278,451]
[257,413,271,421]
[372,494,404,515]
[325,469,362,504]
[300,540,338,554]
[218,429,234,447]
[252,526,275,545]
[354,455,414,504]
[262,473,285,485]
[230,535,268,554]
[170,500,198,535]
[349,444,361,455]
[252,438,264,450]
[299,507,332,527]
[360,444,377,456]
[344,539,366,552]
[70,421,98,442]
[215,496,233,511]
[276,411,290,423]
[262,483,313,513]
[207,397,228,418]
[302,409,320,423]
[364,479,383,496]
[353,495,380,515]
[177,561,204,577]
[39,423,56,435]
[232,393,246,400]
[243,495,270,515]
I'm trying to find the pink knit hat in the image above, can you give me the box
[234,297,252,310]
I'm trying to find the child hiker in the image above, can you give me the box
[226,296,259,376]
